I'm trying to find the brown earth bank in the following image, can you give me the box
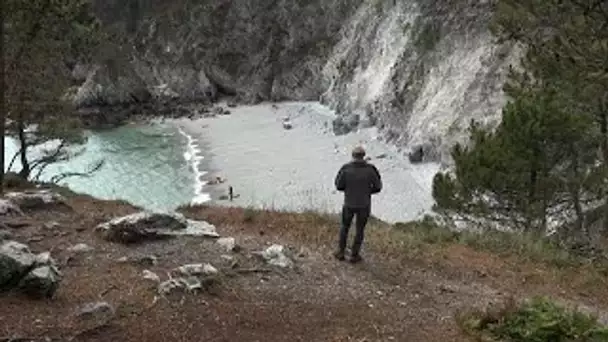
[1,186,607,342]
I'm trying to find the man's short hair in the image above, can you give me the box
[352,146,366,159]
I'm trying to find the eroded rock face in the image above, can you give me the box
[86,0,515,164]
[72,63,151,108]
[96,211,218,244]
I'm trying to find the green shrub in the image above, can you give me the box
[459,297,608,342]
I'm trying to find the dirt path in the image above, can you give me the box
[1,193,607,342]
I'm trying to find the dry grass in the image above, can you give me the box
[179,204,608,307]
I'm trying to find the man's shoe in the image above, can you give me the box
[349,254,363,263]
[334,251,345,261]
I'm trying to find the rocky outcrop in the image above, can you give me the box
[0,241,62,299]
[81,0,359,108]
[72,63,152,108]
[5,190,67,211]
[96,211,219,244]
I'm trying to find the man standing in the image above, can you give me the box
[334,146,382,263]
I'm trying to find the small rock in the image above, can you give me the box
[44,222,61,230]
[116,255,157,266]
[27,236,44,243]
[67,243,94,254]
[220,255,234,262]
[297,246,310,258]
[134,255,158,267]
[142,270,161,283]
[408,145,425,164]
[375,153,388,159]
[260,244,293,268]
[216,237,239,252]
[18,265,62,298]
[34,251,53,265]
[158,279,184,295]
[77,301,114,319]
[174,263,218,277]
[181,276,203,292]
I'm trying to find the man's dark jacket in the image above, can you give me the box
[334,160,382,208]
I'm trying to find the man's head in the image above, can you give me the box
[351,146,366,160]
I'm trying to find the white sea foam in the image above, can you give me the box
[176,126,211,205]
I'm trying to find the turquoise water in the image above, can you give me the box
[3,123,196,211]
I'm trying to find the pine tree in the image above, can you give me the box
[433,0,608,235]
[3,0,104,183]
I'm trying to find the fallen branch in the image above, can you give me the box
[49,159,104,184]
[235,267,273,274]
[98,284,118,298]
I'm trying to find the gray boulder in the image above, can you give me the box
[96,211,218,244]
[5,190,67,210]
[0,241,35,288]
[77,301,115,320]
[408,144,429,164]
[332,114,360,135]
[217,237,240,253]
[0,241,61,298]
[67,243,94,254]
[18,264,62,299]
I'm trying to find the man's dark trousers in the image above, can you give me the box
[339,205,371,257]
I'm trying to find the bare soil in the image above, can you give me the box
[0,192,607,342]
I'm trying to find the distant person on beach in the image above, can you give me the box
[334,146,382,263]
[229,186,234,201]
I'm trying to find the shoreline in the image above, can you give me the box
[172,101,440,223]
[175,126,212,205]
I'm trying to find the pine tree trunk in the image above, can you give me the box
[600,108,608,233]
[17,115,29,180]
[0,1,5,194]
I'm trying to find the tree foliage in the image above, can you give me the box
[3,0,105,183]
[433,0,608,236]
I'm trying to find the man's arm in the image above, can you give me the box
[370,165,382,194]
[335,165,346,191]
